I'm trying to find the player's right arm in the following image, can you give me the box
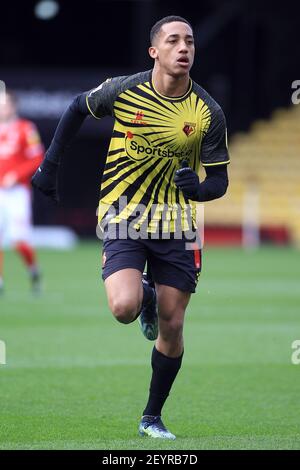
[31,93,90,201]
[31,77,120,202]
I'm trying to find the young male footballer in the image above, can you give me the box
[32,16,230,439]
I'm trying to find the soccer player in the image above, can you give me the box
[0,92,44,293]
[32,16,229,439]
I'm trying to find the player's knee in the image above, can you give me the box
[160,317,184,341]
[110,298,139,324]
[159,306,185,326]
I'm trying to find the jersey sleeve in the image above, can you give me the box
[86,76,123,119]
[200,107,230,166]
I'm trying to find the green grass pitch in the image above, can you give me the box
[0,243,299,450]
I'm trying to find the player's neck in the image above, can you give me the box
[151,68,190,98]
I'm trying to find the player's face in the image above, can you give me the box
[0,94,16,122]
[149,22,195,77]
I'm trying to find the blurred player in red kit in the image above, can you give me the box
[0,91,44,293]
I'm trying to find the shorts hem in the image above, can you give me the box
[153,277,196,294]
[102,264,144,281]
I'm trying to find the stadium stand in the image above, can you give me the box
[203,104,300,246]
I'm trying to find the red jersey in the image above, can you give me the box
[0,118,44,187]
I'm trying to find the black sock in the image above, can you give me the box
[131,279,154,322]
[142,279,154,305]
[143,346,184,417]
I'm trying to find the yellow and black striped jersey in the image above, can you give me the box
[86,70,229,235]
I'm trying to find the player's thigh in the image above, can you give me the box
[101,237,147,308]
[104,268,143,310]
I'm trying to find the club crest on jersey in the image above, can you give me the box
[135,110,144,120]
[183,122,196,137]
[131,110,148,125]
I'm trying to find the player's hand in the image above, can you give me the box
[174,160,201,201]
[31,159,59,203]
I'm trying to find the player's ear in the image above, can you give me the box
[149,46,158,59]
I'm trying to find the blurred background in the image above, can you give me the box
[1,0,300,246]
[1,0,300,451]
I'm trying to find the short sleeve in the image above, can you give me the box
[86,77,122,120]
[200,107,230,166]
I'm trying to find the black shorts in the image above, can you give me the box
[101,237,202,293]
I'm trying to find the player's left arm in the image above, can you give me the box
[174,106,230,202]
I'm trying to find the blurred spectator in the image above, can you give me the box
[0,92,44,293]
